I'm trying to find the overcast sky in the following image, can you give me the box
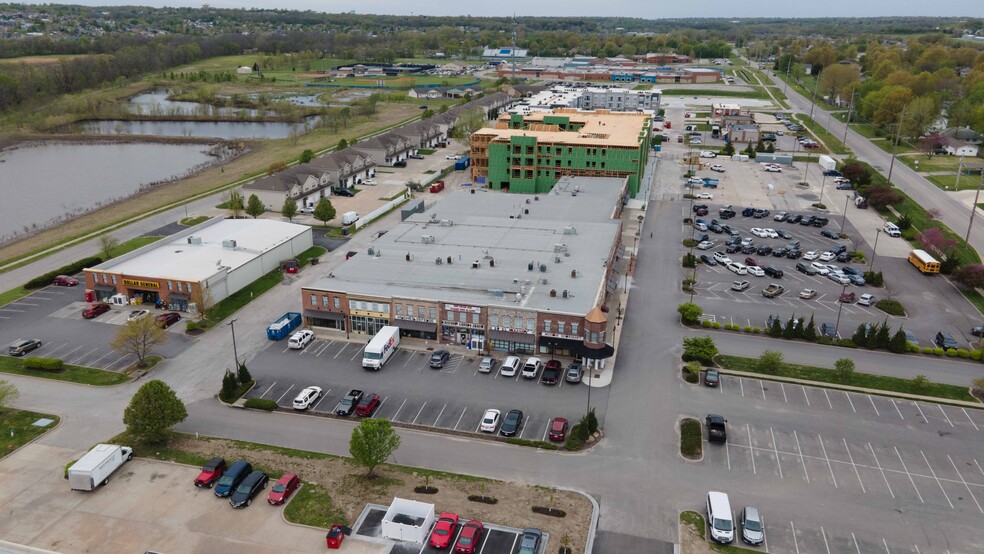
[37,0,983,19]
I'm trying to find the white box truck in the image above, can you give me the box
[362,325,400,370]
[68,444,133,491]
[341,211,359,226]
[818,155,837,172]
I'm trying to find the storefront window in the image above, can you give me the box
[515,316,523,329]
[419,306,426,318]
[544,320,552,332]
[446,310,453,321]
[503,315,512,327]
[322,296,329,308]
[472,313,479,324]
[167,281,173,291]
[334,297,340,308]
[527,319,535,331]
[558,322,565,334]
[490,314,499,326]
[429,308,437,320]
[395,304,403,316]
[459,312,467,323]
[310,294,316,306]
[572,323,579,335]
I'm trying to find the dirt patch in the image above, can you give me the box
[171,436,591,553]
[680,513,716,554]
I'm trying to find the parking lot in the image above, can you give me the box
[244,337,602,441]
[692,372,984,553]
[0,280,191,370]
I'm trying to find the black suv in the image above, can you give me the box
[763,266,784,278]
[230,471,268,508]
[332,187,355,197]
[934,331,959,351]
[719,209,736,219]
[742,207,755,217]
[788,214,803,224]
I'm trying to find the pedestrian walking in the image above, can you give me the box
[650,232,653,238]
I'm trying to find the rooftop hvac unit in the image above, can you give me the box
[405,252,412,261]
[528,262,534,271]
[554,256,561,263]
[489,258,495,267]
[515,293,522,303]
[375,249,382,257]
[571,269,578,278]
[563,226,577,235]
[222,239,237,249]
[446,256,453,264]
[534,196,539,201]
[430,213,438,220]
[571,190,578,196]
[491,289,504,298]
[550,289,557,297]
[435,257,443,265]
[554,243,568,253]
[472,260,480,269]
[368,246,375,256]
[440,219,454,227]
[187,236,202,245]
[421,235,435,244]
[562,290,569,298]
[539,264,547,272]
[524,208,529,215]
[526,198,531,204]
[541,278,548,285]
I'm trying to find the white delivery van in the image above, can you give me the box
[362,326,400,370]
[341,211,359,226]
[706,491,735,543]
[68,444,133,491]
[883,222,901,237]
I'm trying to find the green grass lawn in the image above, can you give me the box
[0,355,130,386]
[877,188,981,266]
[926,174,984,192]
[680,418,702,459]
[179,216,210,227]
[899,155,962,172]
[0,409,60,458]
[660,88,770,100]
[795,114,849,155]
[199,270,283,330]
[715,354,976,403]
[680,511,760,553]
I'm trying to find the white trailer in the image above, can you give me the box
[362,326,400,370]
[818,155,837,172]
[68,444,133,491]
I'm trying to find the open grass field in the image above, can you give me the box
[0,54,89,65]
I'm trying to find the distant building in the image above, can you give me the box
[236,66,252,75]
[482,46,529,58]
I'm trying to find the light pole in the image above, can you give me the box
[887,105,907,184]
[586,361,593,418]
[869,228,882,272]
[227,318,240,368]
[841,194,851,233]
[834,283,848,338]
[968,173,984,244]
[818,172,828,206]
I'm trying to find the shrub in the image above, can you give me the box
[817,336,834,345]
[972,350,982,361]
[685,361,703,377]
[682,239,698,248]
[921,347,934,354]
[244,398,278,411]
[911,374,929,392]
[758,350,783,373]
[743,325,752,333]
[712,322,721,329]
[933,347,944,356]
[875,300,906,316]
[24,256,102,289]
[958,349,970,358]
[753,327,762,333]
[835,358,855,382]
[586,408,599,435]
[836,339,858,348]
[23,357,64,371]
[682,253,697,268]
[682,336,718,364]
[863,271,884,286]
[680,418,702,459]
[701,320,711,327]
[946,349,958,357]
[185,321,199,332]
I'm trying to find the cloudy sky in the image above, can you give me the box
[47,0,983,18]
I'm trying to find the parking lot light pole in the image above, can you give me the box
[227,318,239,367]
[834,284,848,337]
[869,228,882,272]
[842,194,851,233]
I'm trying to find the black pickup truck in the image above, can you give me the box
[334,389,364,416]
[705,414,728,444]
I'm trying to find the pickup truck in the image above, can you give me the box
[334,389,364,416]
[705,415,728,444]
[762,284,785,298]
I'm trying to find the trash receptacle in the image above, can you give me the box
[311,258,319,265]
[341,228,349,236]
[326,524,345,549]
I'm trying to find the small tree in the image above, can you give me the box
[245,194,265,219]
[337,138,348,150]
[911,374,929,393]
[896,214,912,231]
[758,350,783,373]
[0,379,19,409]
[349,418,401,477]
[586,408,599,434]
[282,197,298,222]
[313,198,336,227]
[267,160,287,176]
[221,369,239,400]
[682,336,717,364]
[722,141,735,156]
[123,379,188,444]
[953,264,984,289]
[190,285,215,321]
[227,190,244,218]
[299,149,315,164]
[99,234,119,260]
[888,329,909,353]
[110,316,168,368]
[972,377,984,396]
[237,361,252,385]
[769,318,783,337]
[851,324,869,346]
[874,321,892,350]
[782,316,798,340]
[834,358,855,382]
[677,302,702,324]
[803,314,818,341]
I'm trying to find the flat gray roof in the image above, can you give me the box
[313,176,625,315]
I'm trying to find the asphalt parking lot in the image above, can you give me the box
[0,279,191,370]
[243,337,603,441]
[692,373,984,554]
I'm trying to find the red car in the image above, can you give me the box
[548,417,569,441]
[194,456,226,488]
[155,312,181,328]
[355,393,380,417]
[52,275,79,287]
[267,473,299,505]
[453,520,484,554]
[81,302,110,319]
[428,511,459,549]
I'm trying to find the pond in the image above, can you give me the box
[129,90,268,117]
[72,118,317,140]
[0,141,226,243]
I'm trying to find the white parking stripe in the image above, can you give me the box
[892,399,904,420]
[976,459,984,478]
[276,385,295,405]
[747,423,756,474]
[821,526,831,554]
[948,454,984,513]
[843,438,866,493]
[70,347,100,364]
[920,450,954,509]
[391,399,408,422]
[818,434,838,487]
[312,391,330,411]
[914,402,928,424]
[433,404,447,427]
[411,402,427,425]
[802,385,810,406]
[725,441,731,470]
[260,382,278,398]
[939,405,953,427]
[790,521,801,554]
[883,538,891,553]
[868,395,880,416]
[520,416,531,439]
[739,378,745,397]
[350,346,363,361]
[963,409,979,431]
[845,392,857,413]
[770,427,783,479]
[823,389,833,410]
[760,380,767,400]
[895,447,924,503]
[794,430,809,483]
[542,420,551,442]
[852,532,861,553]
[454,408,467,431]
[869,442,894,498]
[333,344,348,359]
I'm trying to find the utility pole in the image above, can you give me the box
[887,105,907,184]
[842,86,855,149]
[964,159,980,244]
[783,56,792,95]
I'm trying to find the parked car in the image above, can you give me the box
[454,520,485,554]
[763,266,784,278]
[267,473,299,505]
[194,457,227,488]
[839,291,857,303]
[521,357,543,379]
[711,164,726,172]
[292,386,322,410]
[479,409,501,432]
[744,256,759,267]
[8,338,42,357]
[756,245,773,256]
[742,207,755,217]
[704,368,720,387]
[713,252,732,265]
[799,289,817,299]
[818,251,836,262]
[773,211,788,222]
[288,329,315,350]
[429,512,460,549]
[776,229,792,240]
[706,414,728,443]
[499,409,524,436]
[820,229,839,239]
[740,506,766,545]
[858,293,876,306]
[700,254,718,266]
[904,329,920,347]
[731,280,750,292]
[500,356,521,377]
[810,262,830,275]
[541,360,562,385]
[334,389,364,416]
[697,240,714,250]
[517,528,543,554]
[796,262,818,275]
[429,350,451,368]
[935,331,959,351]
[747,266,765,277]
[565,362,584,384]
[354,393,380,416]
[478,356,497,373]
[126,310,150,322]
[81,303,110,319]
[331,187,355,197]
[52,275,79,286]
[155,312,181,329]
[803,251,819,261]
[229,471,268,508]
[548,417,569,441]
[828,272,851,285]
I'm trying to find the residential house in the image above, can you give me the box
[357,132,416,166]
[243,149,376,211]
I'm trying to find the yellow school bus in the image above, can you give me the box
[908,249,940,274]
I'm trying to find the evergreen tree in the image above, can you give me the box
[246,194,265,219]
[123,380,188,444]
[888,328,909,353]
[770,318,783,337]
[875,321,892,350]
[237,361,252,385]
[783,316,797,339]
[852,324,868,346]
[803,314,818,341]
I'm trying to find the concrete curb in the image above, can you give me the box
[555,485,600,554]
[717,368,982,408]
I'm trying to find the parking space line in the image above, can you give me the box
[920,450,954,509]
[276,385,295,405]
[976,459,984,478]
[70,347,100,364]
[520,416,531,439]
[852,532,861,553]
[411,402,427,425]
[948,454,984,513]
[823,389,833,410]
[453,408,467,430]
[780,383,788,403]
[883,538,890,553]
[962,409,980,431]
[765,427,781,479]
[90,350,116,367]
[542,420,551,442]
[760,380,767,400]
[350,346,363,361]
[747,423,756,474]
[789,521,800,554]
[739,378,745,397]
[843,438,866,493]
[818,434,838,487]
[868,395,880,416]
[794,430,809,483]
[868,442,894,498]
[312,391,330,411]
[260,382,278,398]
[57,345,82,361]
[820,526,831,554]
[391,399,408,422]
[403,352,415,367]
[334,344,348,359]
[892,399,904,420]
[938,405,954,427]
[914,402,928,424]
[725,441,731,470]
[802,385,810,406]
[895,447,924,503]
[433,403,446,427]
[845,392,856,413]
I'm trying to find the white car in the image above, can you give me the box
[818,251,836,262]
[810,262,830,275]
[292,386,322,410]
[799,288,817,299]
[764,165,782,173]
[362,179,377,185]
[445,155,460,160]
[127,310,150,322]
[697,240,714,250]
[727,262,748,275]
[710,164,726,173]
[696,192,714,199]
[298,206,315,214]
[694,222,708,231]
[750,228,768,238]
[858,293,876,306]
[731,280,750,291]
[828,272,851,285]
[480,409,501,432]
[690,137,703,144]
[288,329,315,350]
[478,356,497,373]
[713,252,732,265]
[803,251,820,261]
[773,212,788,222]
[521,357,543,379]
[824,264,841,273]
[747,266,765,277]
[763,228,779,239]
[700,150,717,158]
[741,237,755,247]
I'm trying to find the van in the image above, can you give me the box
[706,491,735,543]
[500,356,521,377]
[883,222,901,237]
[341,211,359,226]
[214,460,252,498]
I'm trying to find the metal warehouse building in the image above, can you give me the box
[300,176,627,358]
[84,218,312,312]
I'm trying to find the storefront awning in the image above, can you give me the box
[578,343,615,359]
[304,309,344,321]
[93,284,115,292]
[539,336,584,350]
[394,319,437,333]
[489,329,535,343]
